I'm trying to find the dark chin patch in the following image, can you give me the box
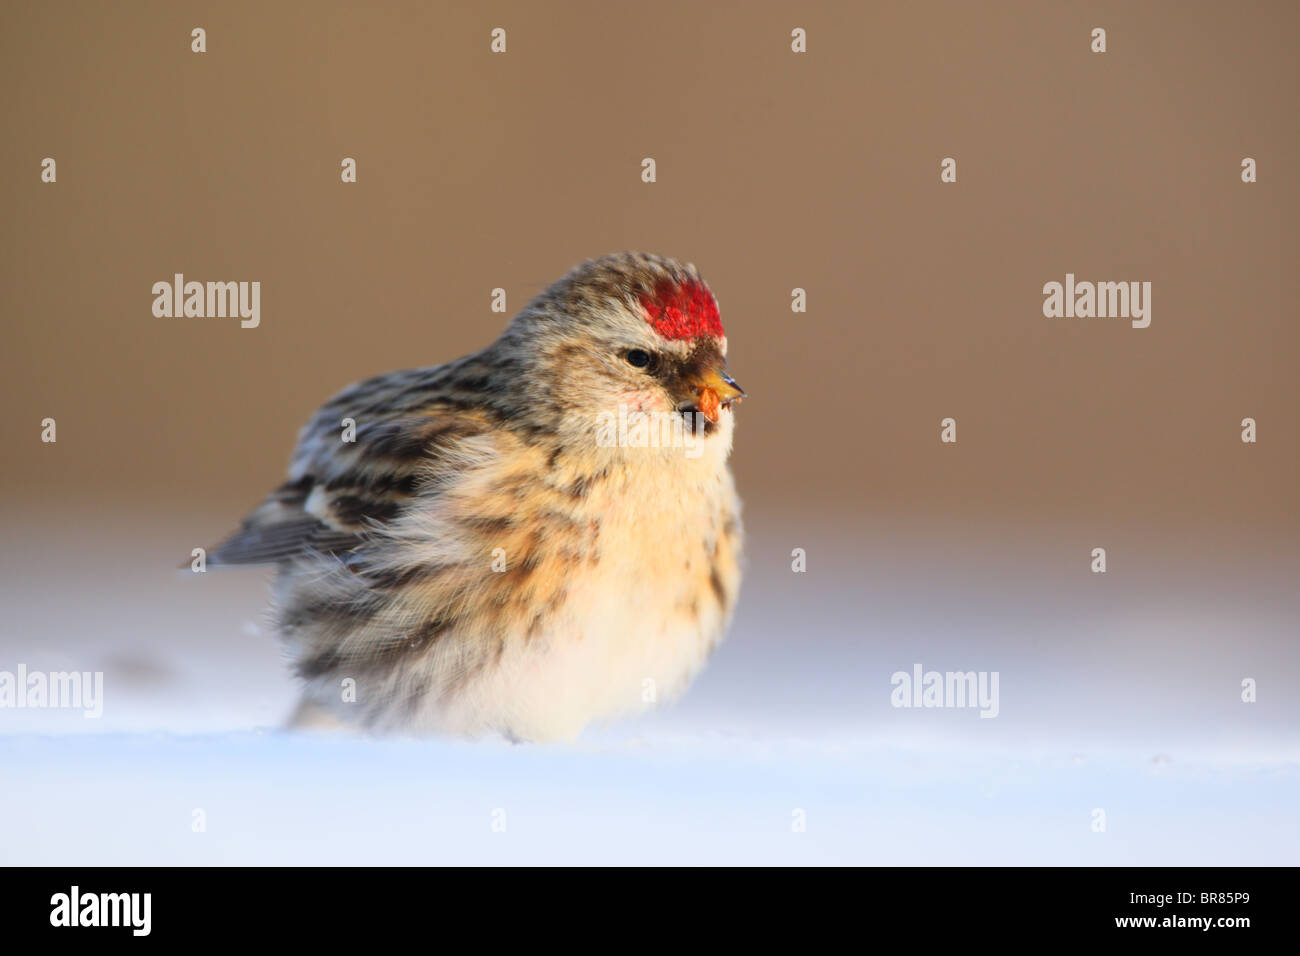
[678,408,720,438]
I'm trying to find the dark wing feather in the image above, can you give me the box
[201,362,494,568]
[207,487,363,566]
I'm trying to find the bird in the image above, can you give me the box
[202,252,745,741]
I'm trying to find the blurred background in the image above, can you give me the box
[1,1,1296,863]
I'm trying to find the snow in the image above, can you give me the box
[3,731,1296,865]
[1,513,1296,864]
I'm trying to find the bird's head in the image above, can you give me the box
[499,252,745,455]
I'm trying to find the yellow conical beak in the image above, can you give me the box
[688,365,746,424]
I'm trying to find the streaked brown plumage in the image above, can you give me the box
[205,252,745,741]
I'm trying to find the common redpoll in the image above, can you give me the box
[204,252,745,741]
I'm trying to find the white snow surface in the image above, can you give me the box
[1,514,1296,865]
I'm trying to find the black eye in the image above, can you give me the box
[625,349,653,369]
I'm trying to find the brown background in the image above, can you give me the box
[1,1,1295,708]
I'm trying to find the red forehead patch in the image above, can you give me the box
[639,278,724,341]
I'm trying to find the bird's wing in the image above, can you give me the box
[206,364,493,568]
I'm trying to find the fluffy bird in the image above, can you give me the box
[205,252,745,741]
